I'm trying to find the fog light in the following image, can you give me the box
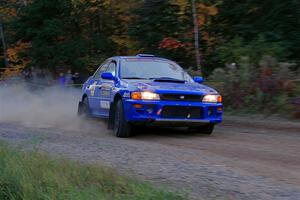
[133,104,143,109]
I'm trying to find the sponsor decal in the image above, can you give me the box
[100,90,110,96]
[101,83,110,89]
[112,87,118,92]
[123,92,130,98]
[90,81,97,96]
[100,101,110,109]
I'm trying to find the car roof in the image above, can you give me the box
[111,54,173,62]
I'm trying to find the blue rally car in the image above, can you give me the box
[78,54,223,137]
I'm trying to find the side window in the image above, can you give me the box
[106,61,116,76]
[93,60,109,79]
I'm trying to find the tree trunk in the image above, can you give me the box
[191,0,201,74]
[0,23,8,68]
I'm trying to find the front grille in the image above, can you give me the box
[161,106,202,119]
[160,94,202,102]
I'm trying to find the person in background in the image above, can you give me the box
[65,70,73,85]
[36,69,46,79]
[23,68,32,81]
[72,72,82,85]
[58,72,66,87]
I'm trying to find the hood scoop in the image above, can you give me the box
[152,77,186,83]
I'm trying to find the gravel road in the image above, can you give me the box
[0,117,300,200]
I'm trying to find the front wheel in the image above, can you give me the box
[114,100,132,138]
[189,123,215,135]
[77,97,91,118]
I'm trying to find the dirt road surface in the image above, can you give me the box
[0,118,300,200]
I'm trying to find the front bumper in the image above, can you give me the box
[149,118,211,127]
[123,99,223,126]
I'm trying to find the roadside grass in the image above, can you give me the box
[0,142,184,200]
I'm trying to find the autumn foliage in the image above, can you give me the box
[0,0,298,75]
[158,37,184,50]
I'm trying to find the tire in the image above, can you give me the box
[78,97,91,118]
[114,100,131,138]
[189,123,215,135]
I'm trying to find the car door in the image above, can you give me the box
[98,60,117,116]
[88,60,109,116]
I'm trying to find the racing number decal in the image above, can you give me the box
[89,81,97,96]
[100,101,110,109]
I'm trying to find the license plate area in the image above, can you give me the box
[161,106,202,119]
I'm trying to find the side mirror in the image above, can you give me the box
[194,76,203,83]
[101,72,115,80]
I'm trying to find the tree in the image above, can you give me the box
[129,0,191,66]
[191,0,201,73]
[212,0,300,62]
[11,0,137,72]
[12,0,87,71]
[0,0,19,68]
[3,0,299,76]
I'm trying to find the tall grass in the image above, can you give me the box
[0,142,184,200]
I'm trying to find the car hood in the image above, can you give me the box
[122,79,218,95]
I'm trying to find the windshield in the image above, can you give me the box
[120,59,193,82]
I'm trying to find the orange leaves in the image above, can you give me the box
[196,4,218,27]
[194,3,219,51]
[111,35,126,46]
[86,6,98,13]
[3,41,31,78]
[173,0,189,14]
[202,31,210,41]
[198,4,218,16]
[158,37,184,50]
[0,7,17,21]
[6,41,31,68]
[197,14,206,26]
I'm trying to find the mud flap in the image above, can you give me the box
[108,102,114,129]
[77,101,83,116]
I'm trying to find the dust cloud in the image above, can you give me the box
[0,81,103,132]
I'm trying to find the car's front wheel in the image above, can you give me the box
[189,123,215,135]
[78,97,91,118]
[114,100,132,137]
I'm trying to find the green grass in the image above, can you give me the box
[0,142,184,200]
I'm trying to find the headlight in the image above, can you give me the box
[202,94,222,103]
[131,91,160,100]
